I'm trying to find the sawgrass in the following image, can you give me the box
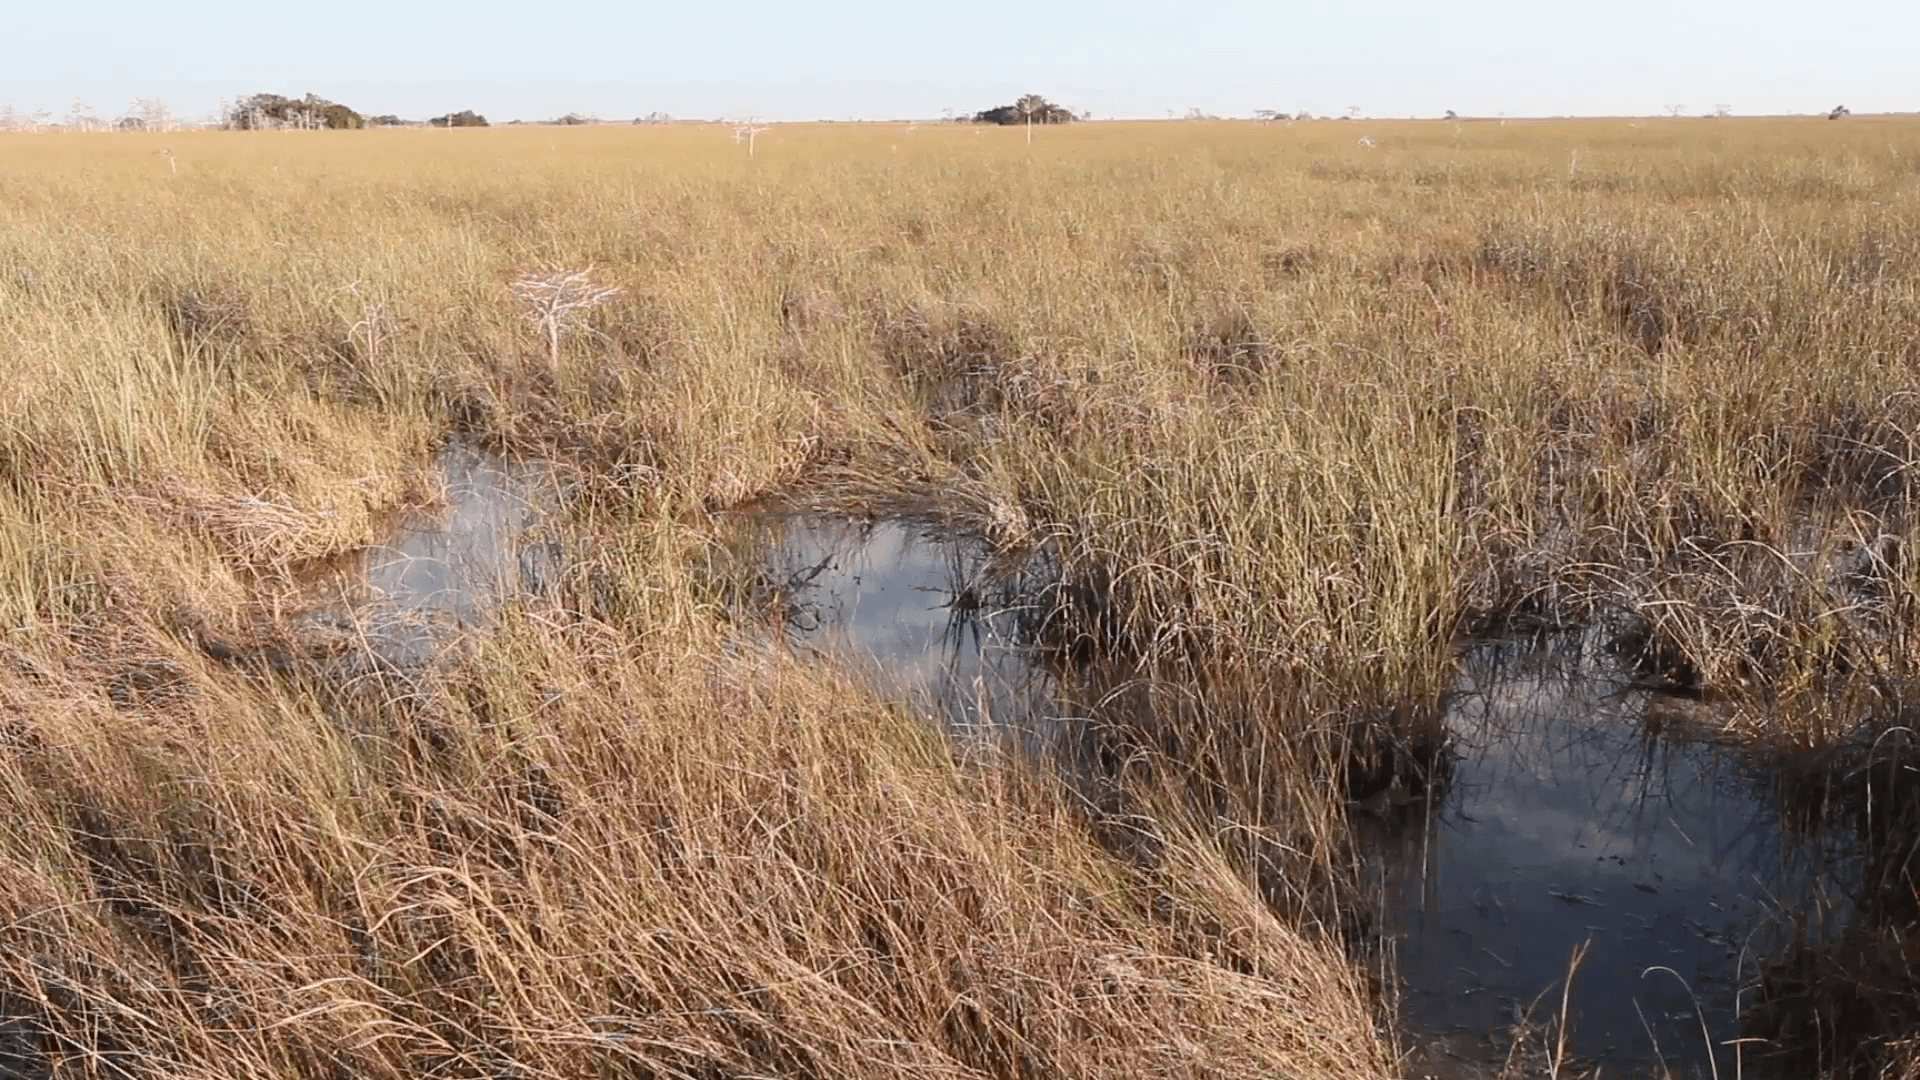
[2,116,1919,1075]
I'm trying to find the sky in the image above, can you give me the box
[2,0,1915,124]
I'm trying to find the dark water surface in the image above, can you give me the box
[757,513,1064,740]
[1374,635,1852,1078]
[754,513,1883,1078]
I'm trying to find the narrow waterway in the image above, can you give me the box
[752,511,1886,1078]
[313,486,1899,1078]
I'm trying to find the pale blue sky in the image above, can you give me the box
[2,0,1913,123]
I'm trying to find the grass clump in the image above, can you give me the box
[0,592,1384,1078]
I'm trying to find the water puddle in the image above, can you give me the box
[288,441,558,670]
[753,512,1064,742]
[1373,634,1855,1078]
[753,512,1906,1078]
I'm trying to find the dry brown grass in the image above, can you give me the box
[0,594,1385,1078]
[4,116,1920,1076]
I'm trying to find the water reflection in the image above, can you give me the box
[300,441,557,667]
[367,442,555,619]
[758,513,1064,744]
[1379,634,1850,1079]
[756,514,1903,1078]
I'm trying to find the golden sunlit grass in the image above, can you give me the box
[2,116,1919,1075]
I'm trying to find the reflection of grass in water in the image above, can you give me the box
[1743,727,1920,1075]
[759,515,1057,736]
[1372,632,1920,1077]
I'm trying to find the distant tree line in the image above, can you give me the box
[225,93,364,130]
[974,94,1080,125]
[223,94,493,130]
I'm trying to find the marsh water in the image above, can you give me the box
[298,441,558,668]
[1374,637,1851,1078]
[334,478,1895,1077]
[752,512,1891,1079]
[758,514,1060,734]
[363,441,557,627]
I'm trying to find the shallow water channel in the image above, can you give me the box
[753,512,1884,1079]
[312,474,1892,1077]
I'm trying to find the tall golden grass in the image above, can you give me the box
[2,117,1919,1075]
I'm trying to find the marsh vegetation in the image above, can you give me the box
[2,117,1919,1077]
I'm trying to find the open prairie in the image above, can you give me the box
[3,117,1919,1077]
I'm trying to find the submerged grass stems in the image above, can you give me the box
[1,117,1919,1073]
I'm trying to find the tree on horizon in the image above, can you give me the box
[973,93,1078,125]
[226,93,362,130]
